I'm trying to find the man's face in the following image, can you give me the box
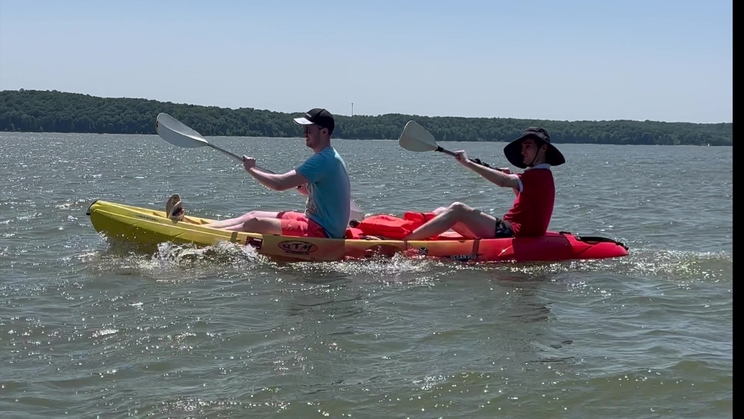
[302,124,325,148]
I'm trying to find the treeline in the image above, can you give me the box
[0,89,732,146]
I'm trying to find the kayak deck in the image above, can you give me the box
[86,200,629,263]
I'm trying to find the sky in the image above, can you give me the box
[0,0,733,123]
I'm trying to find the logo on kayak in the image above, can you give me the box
[417,247,482,262]
[278,240,318,255]
[447,253,482,262]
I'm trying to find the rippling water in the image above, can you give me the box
[0,133,732,418]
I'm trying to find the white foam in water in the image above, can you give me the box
[80,236,731,288]
[153,240,264,265]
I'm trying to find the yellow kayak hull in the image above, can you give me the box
[85,199,431,262]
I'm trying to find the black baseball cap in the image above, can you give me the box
[293,108,335,134]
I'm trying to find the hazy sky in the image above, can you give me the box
[0,0,732,123]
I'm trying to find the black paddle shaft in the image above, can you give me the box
[435,146,506,173]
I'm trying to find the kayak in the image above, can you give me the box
[85,200,629,263]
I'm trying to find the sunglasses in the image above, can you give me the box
[302,125,327,134]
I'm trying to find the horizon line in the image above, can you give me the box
[1,88,734,125]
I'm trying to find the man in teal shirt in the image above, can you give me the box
[203,108,351,239]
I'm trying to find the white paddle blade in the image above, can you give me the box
[398,120,438,152]
[156,113,209,148]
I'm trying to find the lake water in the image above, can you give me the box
[0,132,733,418]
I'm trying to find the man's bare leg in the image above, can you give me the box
[208,211,280,229]
[221,216,283,235]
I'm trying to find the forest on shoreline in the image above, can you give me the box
[0,89,732,146]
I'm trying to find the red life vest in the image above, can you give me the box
[356,212,436,239]
[345,227,364,239]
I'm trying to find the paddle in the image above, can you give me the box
[156,112,269,169]
[155,112,365,222]
[397,120,505,172]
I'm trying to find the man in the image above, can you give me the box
[184,108,351,239]
[404,127,565,240]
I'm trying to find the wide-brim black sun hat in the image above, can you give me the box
[503,127,565,169]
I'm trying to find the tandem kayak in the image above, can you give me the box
[85,200,629,263]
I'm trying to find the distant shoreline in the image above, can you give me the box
[0,131,728,147]
[0,89,733,146]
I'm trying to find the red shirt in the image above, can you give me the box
[502,167,555,236]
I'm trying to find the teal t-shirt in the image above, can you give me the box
[296,147,351,239]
